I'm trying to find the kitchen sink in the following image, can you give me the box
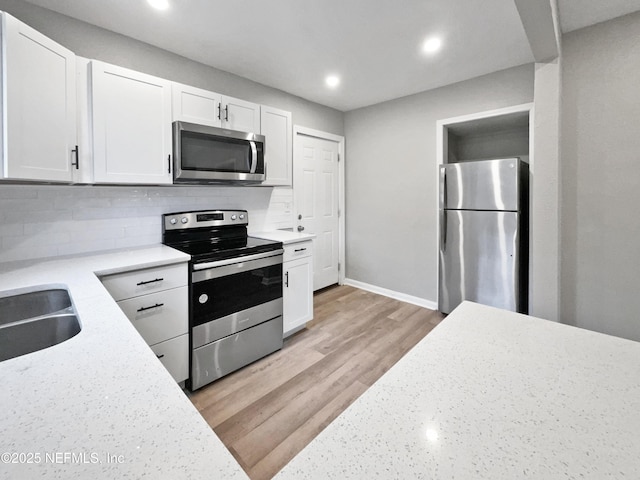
[0,287,81,362]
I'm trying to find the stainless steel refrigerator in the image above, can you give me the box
[438,158,528,314]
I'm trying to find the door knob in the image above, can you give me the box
[297,225,305,232]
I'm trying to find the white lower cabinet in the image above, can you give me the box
[150,334,189,385]
[116,286,188,346]
[100,262,189,383]
[283,241,313,337]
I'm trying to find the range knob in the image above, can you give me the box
[231,214,237,220]
[181,217,189,224]
[239,214,245,220]
[169,218,177,225]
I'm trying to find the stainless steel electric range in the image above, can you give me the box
[162,209,284,391]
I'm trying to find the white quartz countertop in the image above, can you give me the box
[250,230,316,244]
[275,301,640,479]
[6,249,640,480]
[0,246,248,480]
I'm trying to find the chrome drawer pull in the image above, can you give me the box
[156,354,165,359]
[136,277,164,286]
[294,248,307,252]
[137,303,164,313]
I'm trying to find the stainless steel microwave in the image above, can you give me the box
[172,121,266,184]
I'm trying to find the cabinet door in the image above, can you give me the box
[2,13,76,182]
[91,61,172,184]
[221,95,260,133]
[74,57,93,183]
[283,256,313,335]
[150,334,189,383]
[171,83,221,127]
[261,105,292,186]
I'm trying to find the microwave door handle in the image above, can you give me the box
[249,141,258,173]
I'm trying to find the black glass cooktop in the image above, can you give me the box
[167,236,282,264]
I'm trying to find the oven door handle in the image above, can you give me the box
[192,249,284,271]
[249,141,258,173]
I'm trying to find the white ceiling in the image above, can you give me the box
[22,0,640,112]
[557,0,640,32]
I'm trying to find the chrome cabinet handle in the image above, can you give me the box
[217,103,221,120]
[294,248,307,252]
[156,354,165,359]
[137,303,164,313]
[285,271,289,288]
[225,105,229,121]
[136,277,164,286]
[297,225,304,232]
[167,154,171,174]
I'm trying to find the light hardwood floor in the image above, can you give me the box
[188,285,444,480]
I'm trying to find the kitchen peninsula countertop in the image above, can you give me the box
[275,301,640,479]
[0,246,248,480]
[4,248,640,479]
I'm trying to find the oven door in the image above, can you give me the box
[173,121,265,184]
[191,251,283,348]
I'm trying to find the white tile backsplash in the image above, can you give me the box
[0,184,294,263]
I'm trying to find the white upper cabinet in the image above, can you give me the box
[172,83,221,127]
[222,95,260,133]
[91,60,172,184]
[261,105,292,186]
[172,83,260,133]
[1,13,77,182]
[74,57,94,184]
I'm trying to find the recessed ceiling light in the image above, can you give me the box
[325,75,340,89]
[147,0,169,10]
[422,37,442,54]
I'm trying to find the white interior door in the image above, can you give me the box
[294,134,340,290]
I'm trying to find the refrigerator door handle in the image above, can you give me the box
[440,166,447,209]
[440,167,448,251]
[440,210,447,252]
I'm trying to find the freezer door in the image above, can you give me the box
[439,210,520,314]
[441,158,521,211]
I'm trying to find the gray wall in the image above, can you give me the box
[561,12,640,341]
[0,0,343,136]
[344,64,534,302]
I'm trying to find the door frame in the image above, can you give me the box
[293,125,346,286]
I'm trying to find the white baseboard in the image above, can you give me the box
[342,278,438,311]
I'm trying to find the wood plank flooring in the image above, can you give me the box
[187,285,444,480]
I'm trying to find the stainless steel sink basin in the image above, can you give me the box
[0,288,72,326]
[0,288,81,361]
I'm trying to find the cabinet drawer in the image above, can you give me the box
[101,263,187,301]
[117,286,188,345]
[150,334,188,383]
[283,241,313,262]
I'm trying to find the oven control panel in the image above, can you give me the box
[163,210,249,230]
